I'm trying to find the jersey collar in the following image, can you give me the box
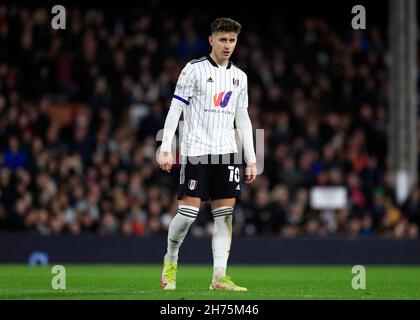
[206,54,232,69]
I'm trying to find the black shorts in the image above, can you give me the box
[178,153,242,201]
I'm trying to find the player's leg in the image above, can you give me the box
[210,197,236,282]
[161,195,201,290]
[165,195,201,264]
[209,197,246,291]
[208,154,246,291]
[161,156,207,290]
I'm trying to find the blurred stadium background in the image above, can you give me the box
[0,0,419,270]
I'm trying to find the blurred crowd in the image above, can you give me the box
[0,4,419,238]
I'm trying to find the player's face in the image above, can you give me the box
[209,32,238,61]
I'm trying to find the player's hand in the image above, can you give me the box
[158,151,173,173]
[244,162,257,184]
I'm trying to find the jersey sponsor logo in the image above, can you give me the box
[233,78,240,87]
[236,184,241,190]
[207,77,214,83]
[213,91,233,108]
[188,179,198,190]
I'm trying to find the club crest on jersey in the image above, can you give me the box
[188,179,198,190]
[213,91,233,108]
[233,78,239,87]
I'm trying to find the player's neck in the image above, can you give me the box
[209,52,229,67]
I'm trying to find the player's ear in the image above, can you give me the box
[208,35,213,47]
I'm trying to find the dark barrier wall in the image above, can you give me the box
[1,233,420,264]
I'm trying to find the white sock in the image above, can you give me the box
[211,206,233,282]
[213,267,226,283]
[165,205,199,264]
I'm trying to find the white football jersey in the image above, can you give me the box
[173,55,248,157]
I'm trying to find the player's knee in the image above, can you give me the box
[179,196,201,208]
[211,198,236,209]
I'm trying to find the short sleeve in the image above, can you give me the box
[173,63,196,104]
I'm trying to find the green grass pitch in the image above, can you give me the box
[1,264,420,300]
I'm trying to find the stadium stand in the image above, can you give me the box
[0,3,419,239]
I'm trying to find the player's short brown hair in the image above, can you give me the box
[211,18,241,34]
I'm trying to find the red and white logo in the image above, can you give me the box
[188,179,198,190]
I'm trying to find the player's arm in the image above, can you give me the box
[235,77,257,184]
[158,63,195,172]
[158,99,183,172]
